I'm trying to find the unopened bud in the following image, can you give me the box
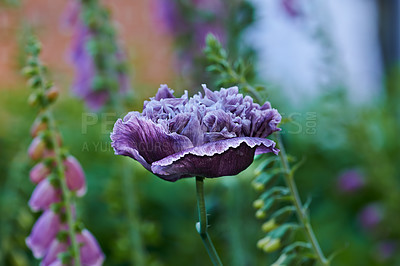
[253,199,264,209]
[262,219,278,232]
[256,209,266,219]
[252,181,265,191]
[262,238,280,253]
[46,87,59,102]
[30,116,48,137]
[28,136,46,160]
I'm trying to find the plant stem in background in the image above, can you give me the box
[48,113,81,266]
[195,177,223,266]
[122,161,146,266]
[276,133,329,266]
[36,59,81,265]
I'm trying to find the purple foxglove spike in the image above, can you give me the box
[111,85,281,181]
[64,155,87,196]
[26,210,61,258]
[29,178,61,212]
[76,229,105,266]
[30,162,51,184]
[41,240,68,266]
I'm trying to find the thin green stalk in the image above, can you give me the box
[195,177,223,266]
[242,82,328,265]
[122,162,146,266]
[111,96,146,265]
[49,115,81,266]
[36,58,81,266]
[276,133,329,266]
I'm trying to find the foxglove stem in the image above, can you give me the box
[242,82,329,265]
[276,133,329,266]
[195,177,222,266]
[37,63,81,266]
[49,113,81,266]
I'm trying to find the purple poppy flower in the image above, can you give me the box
[337,169,365,193]
[76,229,105,266]
[26,210,62,258]
[359,203,383,230]
[29,179,61,212]
[111,85,281,181]
[41,240,68,266]
[30,162,51,184]
[64,155,87,197]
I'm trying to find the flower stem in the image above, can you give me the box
[36,57,81,265]
[122,162,146,266]
[48,113,81,266]
[276,133,329,266]
[195,177,223,266]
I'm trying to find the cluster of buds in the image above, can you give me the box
[64,0,130,111]
[23,38,104,266]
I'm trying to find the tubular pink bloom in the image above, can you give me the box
[41,240,68,266]
[64,155,87,196]
[26,210,61,258]
[30,162,51,184]
[28,179,61,212]
[77,229,105,266]
[28,136,47,160]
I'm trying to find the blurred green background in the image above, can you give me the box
[1,0,400,265]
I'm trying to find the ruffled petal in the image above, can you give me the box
[151,137,278,181]
[111,113,194,171]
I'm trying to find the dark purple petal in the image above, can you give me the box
[111,112,193,171]
[26,210,61,258]
[151,137,278,181]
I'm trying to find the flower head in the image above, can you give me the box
[111,85,281,181]
[26,210,62,258]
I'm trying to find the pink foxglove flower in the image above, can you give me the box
[26,210,62,258]
[64,155,87,197]
[30,162,51,184]
[77,229,105,266]
[28,179,61,212]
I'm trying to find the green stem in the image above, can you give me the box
[276,133,329,266]
[111,95,146,265]
[36,57,81,265]
[195,177,223,266]
[122,162,146,266]
[48,113,81,266]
